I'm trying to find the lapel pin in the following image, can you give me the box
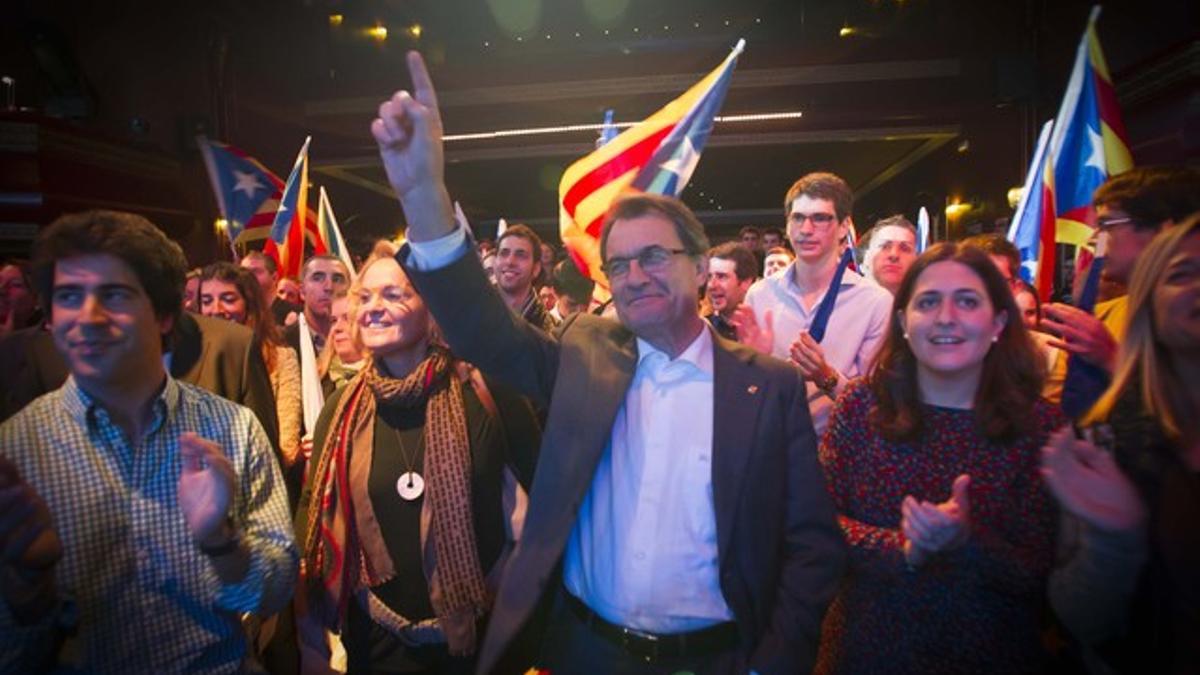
[747,385,759,394]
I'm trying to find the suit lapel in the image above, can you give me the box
[169,312,203,379]
[565,328,638,498]
[711,338,764,567]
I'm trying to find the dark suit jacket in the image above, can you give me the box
[401,247,846,675]
[0,313,279,452]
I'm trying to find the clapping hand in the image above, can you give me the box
[0,455,61,572]
[1041,426,1145,532]
[731,305,775,355]
[901,474,971,567]
[370,51,454,242]
[178,433,236,546]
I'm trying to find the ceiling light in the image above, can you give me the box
[328,14,344,27]
[367,24,388,41]
[407,24,422,39]
[839,25,856,37]
[441,110,805,142]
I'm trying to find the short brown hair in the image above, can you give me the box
[709,242,758,282]
[599,192,710,263]
[961,233,1020,280]
[498,224,544,260]
[32,210,187,324]
[784,172,854,221]
[1092,166,1200,230]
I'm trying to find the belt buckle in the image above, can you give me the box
[620,626,660,663]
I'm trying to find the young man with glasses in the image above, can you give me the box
[1040,166,1200,389]
[737,172,893,436]
[370,51,845,675]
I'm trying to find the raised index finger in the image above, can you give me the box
[407,51,439,112]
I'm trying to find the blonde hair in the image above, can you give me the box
[1084,214,1200,439]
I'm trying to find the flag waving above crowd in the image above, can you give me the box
[558,39,744,290]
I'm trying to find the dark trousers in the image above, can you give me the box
[343,601,476,675]
[536,593,743,675]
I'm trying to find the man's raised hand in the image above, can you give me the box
[370,51,454,241]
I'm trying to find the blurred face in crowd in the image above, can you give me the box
[240,255,277,299]
[539,285,557,311]
[50,254,171,391]
[496,235,540,298]
[0,264,35,327]
[276,278,301,306]
[788,195,849,268]
[356,258,431,359]
[199,278,248,325]
[540,243,556,269]
[1097,203,1160,285]
[1014,287,1040,330]
[604,213,706,348]
[762,231,784,249]
[329,295,363,364]
[901,260,1006,384]
[764,250,793,277]
[987,254,1019,293]
[866,225,917,294]
[740,229,761,251]
[302,258,350,320]
[184,275,200,313]
[707,257,751,317]
[1154,232,1200,354]
[481,252,497,284]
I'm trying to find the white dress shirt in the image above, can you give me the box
[563,328,733,633]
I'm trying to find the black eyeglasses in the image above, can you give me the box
[789,212,838,228]
[601,246,689,278]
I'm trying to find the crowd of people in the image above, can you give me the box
[0,50,1198,675]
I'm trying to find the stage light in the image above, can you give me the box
[1007,187,1023,209]
[945,201,971,218]
[328,14,344,27]
[408,24,423,39]
[839,25,857,37]
[440,111,806,142]
[367,25,388,41]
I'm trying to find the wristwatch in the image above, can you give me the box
[815,368,839,396]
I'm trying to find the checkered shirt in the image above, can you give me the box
[0,376,298,673]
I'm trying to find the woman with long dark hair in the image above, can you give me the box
[816,242,1065,673]
[198,262,303,495]
[295,249,539,673]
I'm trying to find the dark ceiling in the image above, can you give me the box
[1,0,1196,260]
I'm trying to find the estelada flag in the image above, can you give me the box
[266,136,323,278]
[558,40,744,294]
[197,136,326,258]
[1048,5,1134,248]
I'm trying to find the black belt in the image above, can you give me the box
[564,591,739,662]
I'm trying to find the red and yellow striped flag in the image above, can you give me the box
[559,41,744,295]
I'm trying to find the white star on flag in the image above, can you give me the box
[659,135,701,180]
[1084,126,1105,173]
[233,170,265,198]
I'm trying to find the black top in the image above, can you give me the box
[1104,384,1200,675]
[301,373,541,621]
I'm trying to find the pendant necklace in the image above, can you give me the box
[393,427,425,501]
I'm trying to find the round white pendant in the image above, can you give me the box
[396,472,425,501]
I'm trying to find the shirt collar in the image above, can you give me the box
[778,259,869,295]
[63,374,180,436]
[635,324,715,379]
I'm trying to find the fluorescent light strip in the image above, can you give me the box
[442,111,803,142]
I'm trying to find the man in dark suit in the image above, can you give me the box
[0,312,278,452]
[371,52,845,674]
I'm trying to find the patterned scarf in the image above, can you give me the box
[302,346,489,655]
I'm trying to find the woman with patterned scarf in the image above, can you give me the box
[295,251,541,673]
